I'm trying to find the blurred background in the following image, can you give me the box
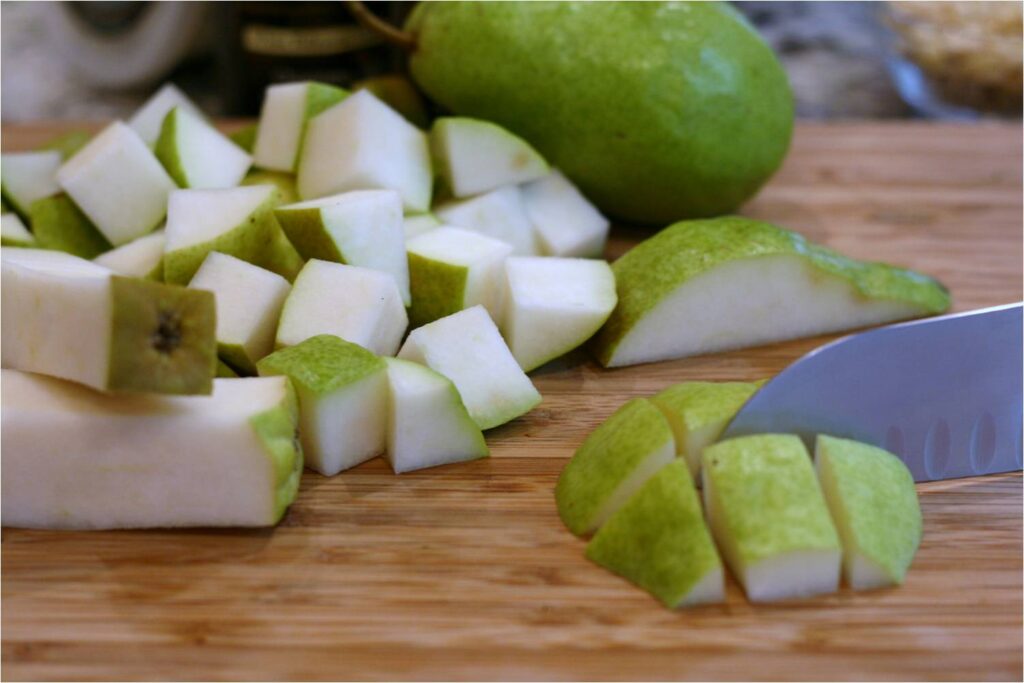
[1,1,1021,123]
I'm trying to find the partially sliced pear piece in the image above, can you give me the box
[189,252,291,375]
[253,81,348,172]
[258,334,387,476]
[555,398,674,537]
[1,371,301,529]
[403,212,440,241]
[94,230,166,280]
[1,150,61,218]
[384,358,489,474]
[398,305,540,430]
[28,193,111,258]
[155,106,252,189]
[593,217,951,368]
[1,213,35,247]
[274,189,409,305]
[702,434,841,602]
[1,249,216,394]
[815,434,922,590]
[162,185,303,284]
[128,83,205,147]
[586,460,724,608]
[521,170,609,258]
[430,117,549,198]
[435,186,538,256]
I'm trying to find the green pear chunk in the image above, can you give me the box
[274,189,410,305]
[189,252,291,375]
[1,213,35,247]
[297,90,432,211]
[217,358,240,378]
[28,193,112,258]
[276,260,408,356]
[155,106,252,189]
[593,217,952,368]
[1,371,301,529]
[435,186,538,256]
[406,226,514,328]
[521,170,609,258]
[500,256,617,372]
[430,117,549,198]
[650,380,766,480]
[702,434,841,602]
[555,398,674,536]
[815,435,922,590]
[242,170,299,204]
[94,230,166,280]
[253,81,348,172]
[586,460,724,608]
[229,124,258,153]
[1,249,216,395]
[398,305,541,430]
[403,212,440,241]
[353,74,430,129]
[128,83,205,147]
[162,185,304,284]
[37,130,93,160]
[0,150,61,219]
[56,122,176,246]
[384,358,489,473]
[258,334,387,476]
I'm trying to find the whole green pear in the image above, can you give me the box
[405,1,793,224]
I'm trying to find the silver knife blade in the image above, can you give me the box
[720,303,1023,482]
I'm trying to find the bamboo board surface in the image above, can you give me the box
[1,121,1022,681]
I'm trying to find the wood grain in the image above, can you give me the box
[2,122,1021,682]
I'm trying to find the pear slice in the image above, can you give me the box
[521,170,609,258]
[242,170,299,204]
[500,256,617,372]
[56,121,176,246]
[384,358,489,473]
[0,150,61,219]
[296,90,432,211]
[406,226,514,328]
[253,81,348,172]
[435,186,538,256]
[128,83,205,147]
[275,260,408,356]
[274,189,410,305]
[258,334,387,476]
[229,124,258,153]
[1,371,301,529]
[1,213,34,247]
[37,130,93,160]
[398,305,541,430]
[189,252,291,375]
[430,117,549,198]
[1,249,216,395]
[403,212,440,241]
[815,434,922,590]
[353,74,430,129]
[94,230,166,280]
[702,434,841,602]
[586,460,724,608]
[155,106,252,189]
[162,185,304,284]
[650,380,766,481]
[555,398,674,536]
[593,217,951,368]
[28,193,112,258]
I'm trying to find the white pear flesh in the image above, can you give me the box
[1,371,302,529]
[2,213,35,246]
[275,259,408,356]
[1,151,61,216]
[403,213,440,241]
[156,106,252,189]
[128,83,204,146]
[434,186,538,256]
[501,256,617,371]
[384,358,489,474]
[56,121,175,246]
[94,230,166,279]
[398,305,541,430]
[521,170,609,258]
[253,82,309,172]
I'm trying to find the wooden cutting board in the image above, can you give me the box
[2,122,1021,682]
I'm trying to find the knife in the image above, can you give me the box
[720,302,1023,482]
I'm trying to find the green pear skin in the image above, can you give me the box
[28,194,112,258]
[242,170,299,204]
[230,124,259,153]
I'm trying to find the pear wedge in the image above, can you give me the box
[403,212,440,241]
[1,150,61,219]
[253,81,348,172]
[128,82,205,147]
[37,130,93,160]
[94,230,166,280]
[28,193,112,258]
[521,170,609,258]
[1,213,35,247]
[155,106,252,189]
[435,186,538,256]
[430,117,549,198]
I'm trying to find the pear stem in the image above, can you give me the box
[345,1,417,52]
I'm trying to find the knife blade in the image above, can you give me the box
[720,303,1023,482]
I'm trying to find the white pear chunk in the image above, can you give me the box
[430,116,550,198]
[403,212,440,241]
[252,81,348,172]
[93,229,166,279]
[55,121,176,246]
[273,189,409,305]
[434,186,538,256]
[155,107,252,189]
[397,305,540,430]
[0,150,61,217]
[500,256,617,371]
[296,90,432,211]
[275,259,407,356]
[1,371,301,529]
[258,334,387,476]
[406,226,513,328]
[384,358,489,473]
[128,83,205,146]
[702,434,842,602]
[521,170,609,258]
[1,213,35,247]
[189,252,291,374]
